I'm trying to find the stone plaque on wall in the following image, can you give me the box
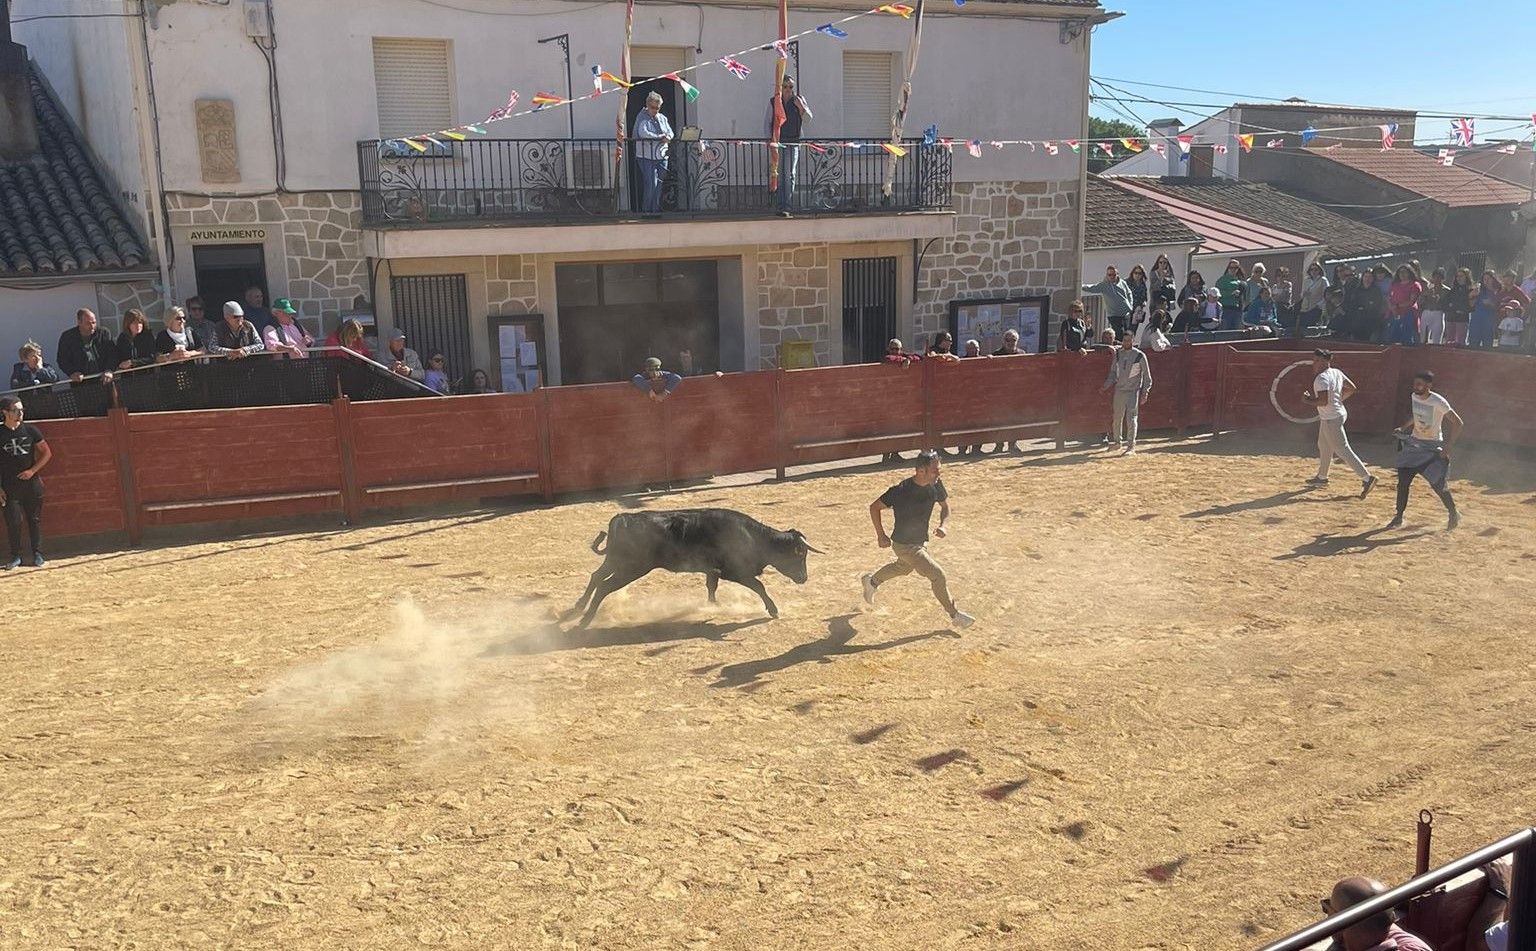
[195,99,239,184]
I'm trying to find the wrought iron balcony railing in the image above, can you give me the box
[357,137,952,226]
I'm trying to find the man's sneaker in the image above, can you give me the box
[1305,476,1329,487]
[1360,475,1378,499]
[950,609,976,630]
[1106,440,1121,451]
[1384,515,1404,530]
[1447,510,1460,531]
[2,557,19,570]
[1122,446,1136,456]
[29,553,45,568]
[860,573,877,606]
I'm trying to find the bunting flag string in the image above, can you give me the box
[1119,138,1144,153]
[1065,139,1081,153]
[1265,139,1283,149]
[1213,144,1227,155]
[718,56,752,79]
[1452,118,1475,148]
[1438,148,1456,167]
[1236,133,1254,153]
[1498,142,1519,155]
[1380,123,1399,150]
[967,139,982,158]
[877,3,914,16]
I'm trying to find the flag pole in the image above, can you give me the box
[883,0,926,198]
[769,0,788,196]
[615,0,635,210]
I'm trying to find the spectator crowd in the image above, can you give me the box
[6,291,511,398]
[1073,256,1536,352]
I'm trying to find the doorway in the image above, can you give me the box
[624,77,681,214]
[842,256,897,364]
[556,260,719,385]
[192,244,268,316]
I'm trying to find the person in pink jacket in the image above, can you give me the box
[1386,265,1423,345]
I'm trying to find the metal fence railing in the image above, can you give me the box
[1256,827,1534,951]
[357,137,953,226]
[3,348,441,420]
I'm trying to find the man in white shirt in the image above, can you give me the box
[1300,349,1377,497]
[630,91,673,215]
[1386,370,1462,531]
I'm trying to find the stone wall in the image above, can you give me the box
[482,255,538,316]
[756,242,831,368]
[913,179,1081,339]
[95,280,164,324]
[166,191,370,326]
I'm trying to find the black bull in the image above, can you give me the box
[567,509,823,628]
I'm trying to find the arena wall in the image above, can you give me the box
[30,344,1536,547]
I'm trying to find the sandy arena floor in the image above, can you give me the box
[3,434,1535,950]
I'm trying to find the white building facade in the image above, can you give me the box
[17,0,1112,387]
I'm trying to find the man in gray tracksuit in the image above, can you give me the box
[1100,331,1152,455]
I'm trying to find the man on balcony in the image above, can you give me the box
[631,91,673,215]
[765,75,812,218]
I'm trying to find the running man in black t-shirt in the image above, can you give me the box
[861,450,975,628]
[0,396,51,568]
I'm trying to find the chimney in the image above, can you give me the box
[1148,117,1182,177]
[0,0,40,159]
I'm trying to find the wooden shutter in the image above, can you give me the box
[372,38,454,138]
[842,52,894,138]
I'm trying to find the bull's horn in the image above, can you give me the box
[803,542,827,554]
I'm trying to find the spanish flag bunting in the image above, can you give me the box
[878,3,914,16]
[1119,137,1144,152]
[881,142,907,157]
[532,92,565,109]
[600,70,634,89]
[1237,133,1254,153]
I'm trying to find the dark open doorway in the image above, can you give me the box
[192,244,268,317]
[557,260,719,384]
[623,77,680,214]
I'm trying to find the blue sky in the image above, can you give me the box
[1088,0,1534,144]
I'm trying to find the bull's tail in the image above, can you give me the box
[590,531,608,554]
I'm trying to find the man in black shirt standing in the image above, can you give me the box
[0,395,52,569]
[56,308,116,385]
[861,450,975,628]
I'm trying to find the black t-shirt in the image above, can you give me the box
[0,423,45,484]
[880,476,947,546]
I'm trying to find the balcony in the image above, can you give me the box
[357,137,952,229]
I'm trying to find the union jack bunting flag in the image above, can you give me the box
[1452,118,1475,148]
[718,57,751,79]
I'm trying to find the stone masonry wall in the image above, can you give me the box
[95,280,165,325]
[913,179,1081,340]
[165,191,370,326]
[482,255,538,316]
[756,242,831,368]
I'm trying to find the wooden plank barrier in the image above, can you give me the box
[129,404,344,529]
[350,392,543,509]
[27,342,1536,549]
[780,362,928,466]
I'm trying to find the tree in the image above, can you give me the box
[1088,115,1144,173]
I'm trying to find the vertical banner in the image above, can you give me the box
[883,0,926,197]
[615,0,636,192]
[769,0,789,194]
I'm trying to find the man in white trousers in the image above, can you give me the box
[1300,349,1377,498]
[1100,331,1152,455]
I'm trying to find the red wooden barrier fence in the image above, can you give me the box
[27,344,1536,549]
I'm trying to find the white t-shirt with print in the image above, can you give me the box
[1312,367,1350,421]
[1498,315,1524,346]
[1410,391,1454,442]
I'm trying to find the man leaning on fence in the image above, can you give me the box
[263,299,313,359]
[207,302,265,359]
[380,330,425,381]
[56,309,115,385]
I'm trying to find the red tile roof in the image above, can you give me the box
[1084,176,1201,250]
[1110,180,1323,255]
[1308,147,1531,208]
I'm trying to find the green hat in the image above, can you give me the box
[272,298,299,314]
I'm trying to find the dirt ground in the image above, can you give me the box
[4,433,1535,950]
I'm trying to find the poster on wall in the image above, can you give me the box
[948,295,1052,354]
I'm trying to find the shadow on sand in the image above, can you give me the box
[710,613,950,689]
[481,616,770,657]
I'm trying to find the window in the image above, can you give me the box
[842,51,895,138]
[372,38,454,139]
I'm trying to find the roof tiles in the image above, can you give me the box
[1084,176,1201,250]
[1111,179,1323,255]
[1308,147,1531,208]
[0,66,147,277]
